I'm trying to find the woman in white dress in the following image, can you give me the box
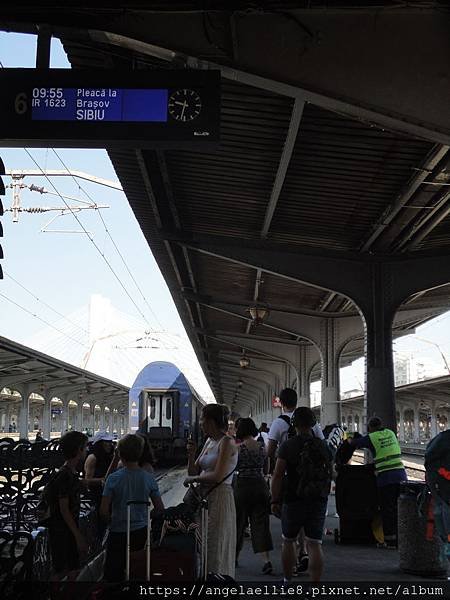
[184,404,238,578]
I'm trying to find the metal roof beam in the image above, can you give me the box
[170,231,450,309]
[89,30,450,145]
[191,299,314,343]
[220,364,277,388]
[183,291,356,318]
[220,381,260,398]
[400,189,450,251]
[246,269,262,335]
[196,328,302,347]
[0,335,129,391]
[360,144,449,251]
[261,98,305,238]
[203,333,300,378]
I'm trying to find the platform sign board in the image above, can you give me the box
[0,69,220,148]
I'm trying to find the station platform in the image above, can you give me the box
[135,466,445,584]
[237,492,442,583]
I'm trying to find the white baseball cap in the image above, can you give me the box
[91,431,114,445]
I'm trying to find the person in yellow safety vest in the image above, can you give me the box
[349,416,407,548]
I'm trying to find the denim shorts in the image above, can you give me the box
[281,496,328,543]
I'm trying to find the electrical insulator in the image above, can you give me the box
[29,184,45,194]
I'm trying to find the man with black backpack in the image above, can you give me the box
[268,389,324,473]
[271,407,332,585]
[267,388,325,574]
[425,429,450,563]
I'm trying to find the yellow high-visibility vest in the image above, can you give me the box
[369,429,404,475]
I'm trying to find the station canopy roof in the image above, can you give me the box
[0,336,129,404]
[1,4,450,409]
[339,375,450,414]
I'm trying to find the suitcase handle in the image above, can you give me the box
[126,500,152,582]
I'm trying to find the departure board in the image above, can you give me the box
[31,88,169,122]
[0,69,220,148]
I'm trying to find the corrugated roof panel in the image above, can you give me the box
[164,81,294,239]
[269,104,434,249]
[260,273,330,311]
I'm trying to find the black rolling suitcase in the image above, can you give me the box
[126,500,152,581]
[126,501,199,582]
[334,464,378,545]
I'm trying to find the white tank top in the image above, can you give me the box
[197,436,238,485]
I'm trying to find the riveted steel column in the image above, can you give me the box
[413,409,420,444]
[362,264,397,433]
[18,385,30,440]
[430,402,438,440]
[320,318,340,426]
[77,402,83,431]
[41,391,52,440]
[297,345,310,407]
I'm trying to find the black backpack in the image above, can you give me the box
[425,430,450,505]
[278,414,296,439]
[296,437,332,500]
[36,470,63,525]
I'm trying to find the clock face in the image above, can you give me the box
[168,89,202,122]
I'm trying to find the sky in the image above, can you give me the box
[0,32,188,337]
[1,31,450,400]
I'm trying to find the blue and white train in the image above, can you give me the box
[129,361,206,462]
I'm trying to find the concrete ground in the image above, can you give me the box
[236,492,447,582]
[79,467,447,584]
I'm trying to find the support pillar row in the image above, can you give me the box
[297,345,310,408]
[18,385,30,440]
[361,266,397,433]
[320,318,340,426]
[42,391,52,440]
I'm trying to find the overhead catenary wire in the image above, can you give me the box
[0,291,88,349]
[50,148,164,331]
[5,272,90,336]
[18,149,189,376]
[48,149,184,370]
[52,148,183,363]
[23,148,157,330]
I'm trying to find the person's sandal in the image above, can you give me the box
[262,561,273,574]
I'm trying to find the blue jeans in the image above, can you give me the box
[281,497,328,543]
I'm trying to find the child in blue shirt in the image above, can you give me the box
[101,434,164,581]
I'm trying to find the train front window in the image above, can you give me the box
[166,398,172,420]
[149,396,156,420]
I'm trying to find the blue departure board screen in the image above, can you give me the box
[31,88,168,122]
[0,69,220,148]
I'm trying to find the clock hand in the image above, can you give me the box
[174,101,186,106]
[181,101,187,119]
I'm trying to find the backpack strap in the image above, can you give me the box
[278,415,291,426]
[203,435,237,497]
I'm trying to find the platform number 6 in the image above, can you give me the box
[14,93,28,115]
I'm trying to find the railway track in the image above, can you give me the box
[352,450,425,480]
[154,463,184,482]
